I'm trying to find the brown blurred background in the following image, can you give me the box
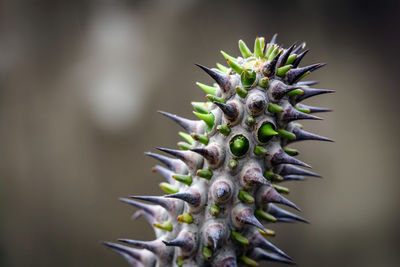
[0,0,399,266]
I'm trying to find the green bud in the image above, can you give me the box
[177,141,193,150]
[268,103,283,113]
[235,86,248,98]
[241,69,257,89]
[153,221,173,231]
[191,133,209,145]
[253,145,267,156]
[276,64,293,77]
[254,37,263,58]
[296,106,311,114]
[238,190,255,204]
[268,46,280,61]
[192,101,210,114]
[257,122,278,143]
[193,111,215,132]
[228,158,238,170]
[159,182,179,194]
[277,129,296,140]
[273,184,290,194]
[173,174,192,186]
[196,168,213,180]
[196,82,217,96]
[283,147,299,156]
[245,115,255,127]
[203,247,212,260]
[229,135,249,157]
[238,39,252,58]
[177,213,194,224]
[220,50,237,62]
[231,231,249,245]
[206,94,226,104]
[265,44,274,59]
[176,257,184,267]
[226,59,243,74]
[258,77,269,88]
[263,171,283,182]
[179,131,194,144]
[287,88,304,96]
[239,255,258,267]
[216,63,229,74]
[209,204,220,216]
[286,54,297,65]
[217,125,231,136]
[255,209,277,223]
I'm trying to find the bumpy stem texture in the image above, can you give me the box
[104,34,333,267]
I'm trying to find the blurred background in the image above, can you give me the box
[0,0,399,266]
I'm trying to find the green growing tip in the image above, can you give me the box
[179,131,194,144]
[176,257,184,267]
[191,133,209,145]
[226,59,243,74]
[265,44,274,59]
[238,190,255,204]
[255,209,277,223]
[283,147,299,156]
[268,46,280,61]
[196,168,213,180]
[160,182,179,194]
[263,171,283,182]
[209,204,220,216]
[217,125,231,136]
[273,184,290,194]
[193,111,215,132]
[276,64,293,77]
[192,101,210,114]
[238,40,252,58]
[177,141,193,150]
[231,231,249,245]
[287,88,304,96]
[257,122,278,143]
[241,69,257,89]
[258,77,269,88]
[220,50,237,62]
[296,106,311,114]
[173,174,192,186]
[206,94,226,104]
[203,247,212,260]
[235,86,248,98]
[268,103,283,113]
[277,129,296,140]
[228,158,238,170]
[245,115,255,127]
[196,82,217,96]
[153,221,173,232]
[254,145,267,156]
[177,213,194,224]
[286,54,297,65]
[229,135,250,157]
[216,63,230,74]
[254,37,263,58]
[239,255,258,267]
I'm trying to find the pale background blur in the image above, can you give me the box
[0,0,399,266]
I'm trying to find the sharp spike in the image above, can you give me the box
[295,87,335,102]
[292,49,309,68]
[213,254,238,267]
[296,103,332,114]
[292,41,306,54]
[165,192,200,207]
[241,163,268,188]
[195,63,232,93]
[145,152,187,174]
[162,239,186,248]
[156,147,202,171]
[204,222,226,249]
[129,195,176,213]
[268,80,300,101]
[250,248,296,265]
[103,241,153,267]
[232,205,265,231]
[158,110,203,133]
[118,239,163,255]
[256,185,301,211]
[119,198,157,216]
[244,213,266,231]
[268,204,309,224]
[270,33,278,44]
[296,80,319,86]
[279,164,321,177]
[262,50,282,77]
[291,126,334,143]
[152,165,175,184]
[191,144,223,167]
[270,149,311,168]
[286,63,326,84]
[248,231,292,260]
[214,101,239,121]
[280,105,323,123]
[277,43,296,68]
[283,175,306,181]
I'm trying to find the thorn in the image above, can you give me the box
[273,184,290,194]
[268,45,281,61]
[229,134,250,157]
[270,149,311,168]
[296,103,332,114]
[239,255,258,267]
[295,87,335,102]
[214,101,239,122]
[238,39,252,58]
[103,241,151,266]
[156,147,202,171]
[253,145,267,156]
[129,195,175,213]
[196,82,217,96]
[191,133,209,145]
[283,147,299,156]
[292,49,309,68]
[277,43,296,68]
[280,105,323,123]
[279,164,321,177]
[286,63,326,84]
[292,41,306,54]
[250,248,296,265]
[286,54,297,65]
[193,111,215,131]
[179,131,194,144]
[291,126,334,143]
[270,33,278,44]
[158,110,202,133]
[119,198,157,216]
[204,222,226,249]
[165,192,200,207]
[256,185,301,211]
[263,170,284,182]
[248,230,292,260]
[245,115,256,127]
[262,50,282,77]
[191,144,223,167]
[268,80,300,101]
[220,50,237,62]
[195,63,231,93]
[216,63,230,74]
[246,93,267,115]
[296,80,319,86]
[145,152,187,174]
[191,102,210,114]
[268,204,309,224]
[283,175,306,181]
[118,239,162,255]
[152,165,175,184]
[241,163,268,188]
[228,158,238,170]
[232,204,266,231]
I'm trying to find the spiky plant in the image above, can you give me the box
[104,34,333,267]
